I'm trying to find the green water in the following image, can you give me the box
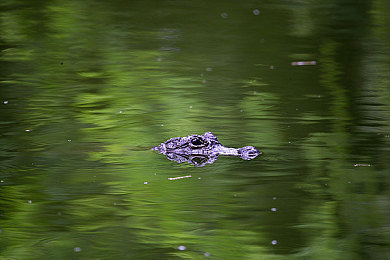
[1,0,390,259]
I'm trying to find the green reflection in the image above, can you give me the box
[1,0,389,259]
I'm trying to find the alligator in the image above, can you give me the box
[153,132,260,167]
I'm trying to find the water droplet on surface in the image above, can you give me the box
[178,245,186,251]
[253,9,260,15]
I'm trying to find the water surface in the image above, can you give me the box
[1,0,390,259]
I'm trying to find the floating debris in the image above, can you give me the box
[354,164,371,167]
[144,181,148,184]
[220,13,228,19]
[271,207,277,212]
[3,101,8,104]
[291,61,317,66]
[168,175,192,181]
[25,129,31,132]
[178,245,186,251]
[271,240,278,245]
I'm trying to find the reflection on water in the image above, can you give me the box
[1,0,390,259]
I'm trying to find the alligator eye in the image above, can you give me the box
[190,136,206,148]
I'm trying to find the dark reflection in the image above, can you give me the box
[153,132,260,166]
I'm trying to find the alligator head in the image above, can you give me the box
[153,132,260,166]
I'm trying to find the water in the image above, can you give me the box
[1,0,390,259]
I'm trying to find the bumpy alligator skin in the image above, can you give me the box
[153,132,260,167]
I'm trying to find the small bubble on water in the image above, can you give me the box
[25,129,31,132]
[198,177,201,180]
[160,124,164,127]
[0,180,4,183]
[154,173,157,175]
[271,240,277,245]
[253,9,260,15]
[4,101,8,104]
[189,106,193,109]
[74,247,81,252]
[220,12,228,18]
[271,207,277,212]
[144,181,148,185]
[28,200,32,204]
[178,245,186,251]
[204,252,210,257]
